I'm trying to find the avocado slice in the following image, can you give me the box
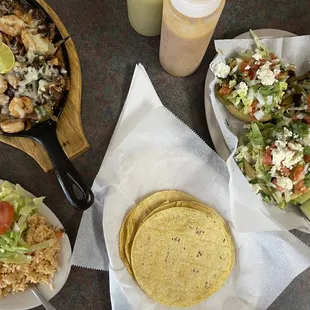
[300,198,310,221]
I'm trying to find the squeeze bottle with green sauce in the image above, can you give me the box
[127,0,163,36]
[160,0,226,77]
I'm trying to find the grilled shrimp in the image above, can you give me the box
[0,119,24,133]
[21,30,56,56]
[0,94,10,114]
[0,75,7,94]
[9,96,33,118]
[4,72,19,89]
[0,15,24,37]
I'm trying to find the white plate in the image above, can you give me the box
[204,29,295,160]
[0,181,72,310]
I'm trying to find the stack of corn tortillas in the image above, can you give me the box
[119,190,235,308]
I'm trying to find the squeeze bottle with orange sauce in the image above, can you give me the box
[159,0,226,77]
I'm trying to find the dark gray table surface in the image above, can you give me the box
[2,0,307,309]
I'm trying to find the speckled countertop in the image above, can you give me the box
[3,0,307,309]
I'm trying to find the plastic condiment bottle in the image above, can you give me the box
[159,0,226,77]
[127,0,164,36]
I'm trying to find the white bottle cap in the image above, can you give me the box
[171,0,221,18]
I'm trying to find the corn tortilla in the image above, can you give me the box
[131,204,235,307]
[121,190,198,266]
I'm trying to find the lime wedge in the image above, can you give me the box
[0,43,15,74]
[300,199,310,221]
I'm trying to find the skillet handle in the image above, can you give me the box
[30,120,94,211]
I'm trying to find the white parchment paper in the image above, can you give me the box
[90,64,310,310]
[209,36,310,233]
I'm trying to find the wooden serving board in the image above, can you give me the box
[0,0,89,172]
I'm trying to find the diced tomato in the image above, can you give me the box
[240,61,248,72]
[55,231,64,239]
[307,95,310,111]
[248,100,258,116]
[263,147,273,166]
[248,58,255,66]
[290,165,305,183]
[0,202,14,235]
[218,87,233,97]
[304,116,310,124]
[280,165,291,177]
[293,180,308,195]
[249,65,260,80]
[272,179,284,192]
[270,53,277,60]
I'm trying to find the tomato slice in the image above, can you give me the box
[55,231,64,239]
[303,116,310,124]
[0,201,14,235]
[304,155,310,163]
[262,147,273,166]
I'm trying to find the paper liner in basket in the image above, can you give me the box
[209,35,310,233]
[99,64,310,310]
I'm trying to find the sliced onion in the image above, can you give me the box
[287,107,307,111]
[284,190,291,202]
[297,113,305,119]
[267,95,273,105]
[256,93,266,106]
[254,110,265,120]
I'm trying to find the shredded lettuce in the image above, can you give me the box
[291,120,309,138]
[250,29,270,59]
[247,123,265,150]
[0,181,46,264]
[28,239,54,253]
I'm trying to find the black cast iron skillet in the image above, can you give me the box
[1,0,94,211]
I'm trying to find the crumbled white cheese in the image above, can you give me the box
[235,81,248,91]
[272,142,302,169]
[276,176,293,191]
[288,142,303,152]
[273,68,281,76]
[214,62,230,78]
[251,184,261,195]
[270,166,277,177]
[276,127,293,140]
[256,61,277,86]
[275,140,287,149]
[252,53,262,60]
[245,65,251,70]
